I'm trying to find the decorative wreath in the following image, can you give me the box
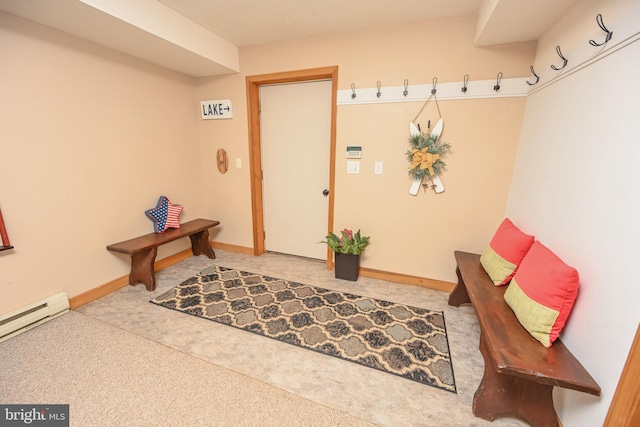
[406,132,451,180]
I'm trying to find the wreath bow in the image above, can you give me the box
[408,148,440,176]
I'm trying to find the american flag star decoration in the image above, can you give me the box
[145,196,183,233]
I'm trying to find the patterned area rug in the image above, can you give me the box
[150,266,456,393]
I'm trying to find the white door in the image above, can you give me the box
[260,80,332,259]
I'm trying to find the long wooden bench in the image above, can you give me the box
[448,250,600,427]
[107,218,220,291]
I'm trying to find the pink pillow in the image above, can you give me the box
[480,218,534,286]
[504,241,580,347]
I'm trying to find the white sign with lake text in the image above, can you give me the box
[201,99,233,120]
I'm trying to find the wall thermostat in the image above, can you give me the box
[346,146,362,158]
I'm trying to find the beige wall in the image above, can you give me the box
[197,15,536,282]
[0,13,205,315]
[196,73,253,250]
[1,12,536,317]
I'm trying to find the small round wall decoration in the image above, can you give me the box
[216,149,228,174]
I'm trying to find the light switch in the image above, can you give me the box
[375,162,383,174]
[347,161,360,174]
[235,158,242,168]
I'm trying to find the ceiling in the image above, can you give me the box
[157,0,578,48]
[0,0,580,77]
[157,0,484,47]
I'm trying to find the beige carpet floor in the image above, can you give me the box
[2,251,528,426]
[0,310,374,427]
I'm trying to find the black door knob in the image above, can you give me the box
[323,189,329,196]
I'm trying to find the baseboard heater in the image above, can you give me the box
[0,292,69,343]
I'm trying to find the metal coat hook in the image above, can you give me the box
[589,14,613,47]
[493,72,503,92]
[526,65,540,86]
[431,77,437,95]
[461,74,469,93]
[551,46,568,70]
[350,83,357,99]
[376,81,382,98]
[403,79,409,97]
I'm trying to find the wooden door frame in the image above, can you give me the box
[604,323,640,426]
[246,66,338,267]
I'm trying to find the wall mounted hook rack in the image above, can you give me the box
[526,66,540,86]
[493,72,503,91]
[589,14,613,47]
[461,74,469,93]
[551,45,568,70]
[337,76,529,105]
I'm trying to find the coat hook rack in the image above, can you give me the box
[461,74,469,93]
[526,66,540,86]
[551,45,568,70]
[589,13,613,47]
[338,75,531,105]
[493,72,503,92]
[376,81,382,98]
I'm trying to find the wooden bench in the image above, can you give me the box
[107,218,220,291]
[448,251,600,427]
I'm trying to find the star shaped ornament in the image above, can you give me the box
[145,196,183,233]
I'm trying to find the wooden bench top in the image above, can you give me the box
[454,250,601,396]
[107,219,219,255]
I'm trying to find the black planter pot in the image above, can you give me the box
[334,252,360,281]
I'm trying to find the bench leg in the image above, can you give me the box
[189,229,216,259]
[474,334,559,427]
[129,247,158,291]
[448,266,472,306]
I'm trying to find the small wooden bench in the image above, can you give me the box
[448,251,600,427]
[107,218,220,291]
